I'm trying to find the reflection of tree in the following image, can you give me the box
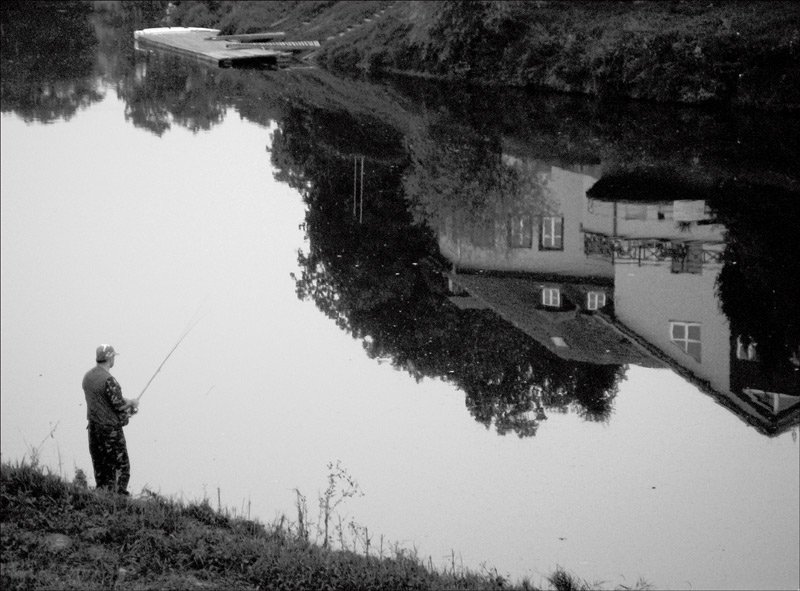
[712,182,800,388]
[456,311,624,436]
[274,107,428,338]
[403,106,556,237]
[404,113,515,225]
[272,101,624,437]
[0,1,103,123]
[391,76,800,193]
[0,1,232,134]
[122,53,227,136]
[91,2,168,88]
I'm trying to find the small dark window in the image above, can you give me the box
[736,337,758,361]
[508,215,533,248]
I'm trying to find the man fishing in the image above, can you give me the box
[82,344,139,495]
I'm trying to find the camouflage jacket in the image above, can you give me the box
[82,366,129,427]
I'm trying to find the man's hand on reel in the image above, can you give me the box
[123,398,140,417]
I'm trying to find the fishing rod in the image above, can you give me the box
[131,304,205,412]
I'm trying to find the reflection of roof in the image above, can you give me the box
[601,306,800,437]
[681,370,799,437]
[447,272,662,367]
[447,272,800,436]
[727,386,800,437]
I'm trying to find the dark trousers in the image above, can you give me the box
[87,422,130,494]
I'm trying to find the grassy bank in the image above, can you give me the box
[1,461,652,590]
[165,0,800,111]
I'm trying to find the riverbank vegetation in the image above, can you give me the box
[1,460,653,590]
[2,5,793,588]
[165,0,800,111]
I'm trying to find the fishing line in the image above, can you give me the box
[136,299,206,403]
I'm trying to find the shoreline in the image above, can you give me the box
[168,1,800,112]
[0,460,650,590]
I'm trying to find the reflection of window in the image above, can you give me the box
[623,204,647,220]
[587,291,606,310]
[657,204,674,221]
[508,215,533,248]
[542,288,561,307]
[670,321,701,362]
[736,337,758,361]
[540,217,564,250]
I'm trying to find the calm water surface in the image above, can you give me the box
[1,6,798,590]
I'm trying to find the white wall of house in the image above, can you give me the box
[614,264,731,393]
[438,159,613,278]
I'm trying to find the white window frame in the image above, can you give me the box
[670,321,701,362]
[587,291,606,310]
[540,216,563,250]
[542,288,561,308]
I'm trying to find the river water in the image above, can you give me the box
[1,6,798,590]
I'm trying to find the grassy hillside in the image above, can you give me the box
[1,461,654,590]
[167,0,800,110]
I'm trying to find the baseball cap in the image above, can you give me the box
[96,344,119,362]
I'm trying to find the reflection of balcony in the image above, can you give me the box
[583,232,724,272]
[436,154,798,436]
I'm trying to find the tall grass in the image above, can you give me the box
[1,459,654,590]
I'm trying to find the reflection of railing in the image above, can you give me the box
[583,232,724,269]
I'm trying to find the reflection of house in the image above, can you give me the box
[582,186,799,435]
[610,259,799,435]
[446,271,662,367]
[435,154,800,436]
[439,157,612,279]
[587,194,799,436]
[582,198,726,274]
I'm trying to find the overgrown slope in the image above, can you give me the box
[167,0,800,110]
[3,461,645,590]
